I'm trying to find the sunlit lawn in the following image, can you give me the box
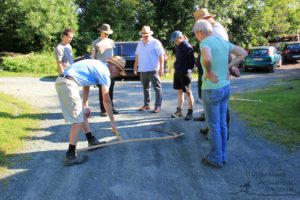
[230,79,300,150]
[0,93,41,173]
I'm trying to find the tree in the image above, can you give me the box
[0,0,78,53]
[75,0,144,54]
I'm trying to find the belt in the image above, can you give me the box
[59,74,75,81]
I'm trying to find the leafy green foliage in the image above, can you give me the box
[0,0,299,54]
[0,0,78,52]
[1,52,57,74]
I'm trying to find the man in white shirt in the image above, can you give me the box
[134,26,165,113]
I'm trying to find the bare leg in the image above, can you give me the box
[186,90,194,109]
[177,90,184,109]
[69,123,83,145]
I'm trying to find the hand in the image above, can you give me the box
[112,126,123,140]
[204,71,218,83]
[134,67,138,75]
[84,107,91,118]
[159,70,164,77]
[230,66,240,77]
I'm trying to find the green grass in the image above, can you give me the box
[0,93,41,173]
[230,79,300,150]
[0,71,55,77]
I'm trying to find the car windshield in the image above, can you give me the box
[287,43,300,50]
[114,43,137,56]
[249,49,269,56]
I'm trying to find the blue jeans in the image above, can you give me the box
[202,85,230,166]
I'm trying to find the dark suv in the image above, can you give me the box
[280,42,300,64]
[113,41,138,77]
[74,41,138,77]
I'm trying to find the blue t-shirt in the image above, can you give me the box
[200,36,234,90]
[63,59,111,87]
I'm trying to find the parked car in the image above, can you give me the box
[243,46,281,72]
[75,41,168,78]
[280,42,300,64]
[74,41,138,77]
[113,41,138,77]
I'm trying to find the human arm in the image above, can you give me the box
[201,46,218,83]
[158,54,164,77]
[82,86,91,118]
[134,55,139,75]
[91,41,97,59]
[228,46,248,68]
[187,46,195,71]
[101,85,117,130]
[56,61,66,75]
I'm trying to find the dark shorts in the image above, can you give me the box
[173,71,192,92]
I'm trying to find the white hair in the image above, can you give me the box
[192,20,213,35]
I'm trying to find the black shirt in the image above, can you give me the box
[174,40,195,73]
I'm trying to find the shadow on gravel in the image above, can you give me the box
[0,112,62,121]
[39,76,57,82]
[1,114,300,200]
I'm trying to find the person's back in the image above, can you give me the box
[200,36,233,90]
[64,59,111,87]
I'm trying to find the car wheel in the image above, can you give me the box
[244,67,248,72]
[282,57,288,64]
[269,66,274,73]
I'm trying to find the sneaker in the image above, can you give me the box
[194,113,205,121]
[112,108,119,114]
[201,156,222,168]
[138,105,150,111]
[184,109,193,121]
[171,107,183,118]
[88,136,105,147]
[100,112,107,117]
[64,153,89,166]
[200,127,209,136]
[152,107,161,113]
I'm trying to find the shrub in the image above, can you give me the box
[0,52,57,74]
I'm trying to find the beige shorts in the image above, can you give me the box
[55,77,84,123]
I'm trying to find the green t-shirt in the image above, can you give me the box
[200,36,234,90]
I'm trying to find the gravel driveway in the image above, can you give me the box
[0,64,300,200]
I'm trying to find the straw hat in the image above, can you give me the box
[139,26,154,36]
[107,56,126,76]
[98,24,113,34]
[193,8,213,21]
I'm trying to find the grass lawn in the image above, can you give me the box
[0,71,53,77]
[0,93,41,173]
[230,78,300,150]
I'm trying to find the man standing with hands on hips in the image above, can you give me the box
[134,26,165,113]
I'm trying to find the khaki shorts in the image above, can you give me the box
[55,77,84,123]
